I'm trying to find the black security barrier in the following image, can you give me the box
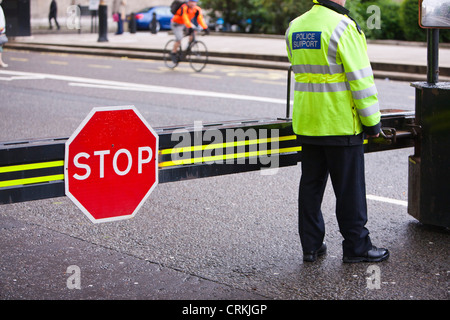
[0,112,415,205]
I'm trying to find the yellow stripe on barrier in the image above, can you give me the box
[159,135,297,155]
[0,174,65,188]
[0,161,64,173]
[159,146,302,168]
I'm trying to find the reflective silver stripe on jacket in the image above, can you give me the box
[295,81,350,93]
[293,64,344,75]
[351,85,378,100]
[285,23,292,59]
[357,101,380,117]
[346,66,373,81]
[327,18,351,66]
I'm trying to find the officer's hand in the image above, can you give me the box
[367,133,380,138]
[203,28,210,35]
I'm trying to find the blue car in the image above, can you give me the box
[135,6,173,31]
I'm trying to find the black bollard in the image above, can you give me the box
[407,25,450,228]
[97,4,108,42]
[129,13,137,34]
[150,12,158,34]
[408,82,450,228]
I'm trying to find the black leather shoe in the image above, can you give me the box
[303,243,327,262]
[343,246,389,263]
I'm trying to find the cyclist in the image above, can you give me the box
[170,0,209,63]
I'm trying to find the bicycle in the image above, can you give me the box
[163,31,208,72]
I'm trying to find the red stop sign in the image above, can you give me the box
[65,106,158,223]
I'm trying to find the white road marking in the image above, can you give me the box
[366,194,408,207]
[0,69,287,105]
[48,60,69,65]
[0,74,46,81]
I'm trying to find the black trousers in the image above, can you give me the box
[298,143,372,257]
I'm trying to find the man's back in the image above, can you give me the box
[286,2,381,141]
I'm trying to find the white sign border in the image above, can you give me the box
[64,105,159,224]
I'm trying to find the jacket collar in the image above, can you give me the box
[314,0,362,34]
[315,0,349,16]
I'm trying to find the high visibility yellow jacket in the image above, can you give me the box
[285,0,381,144]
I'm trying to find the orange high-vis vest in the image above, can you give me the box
[171,3,208,30]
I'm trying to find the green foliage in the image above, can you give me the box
[200,0,313,34]
[199,0,449,42]
[250,0,313,34]
[199,0,252,29]
[399,0,426,41]
[358,0,405,40]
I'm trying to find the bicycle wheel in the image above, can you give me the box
[187,40,208,72]
[163,39,180,69]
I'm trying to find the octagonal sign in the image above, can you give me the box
[65,106,158,223]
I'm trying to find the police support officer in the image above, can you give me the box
[285,0,389,263]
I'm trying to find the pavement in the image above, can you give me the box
[4,29,450,82]
[1,29,449,305]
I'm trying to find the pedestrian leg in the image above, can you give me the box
[298,144,328,253]
[326,145,372,257]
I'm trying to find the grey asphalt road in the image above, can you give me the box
[0,50,448,305]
